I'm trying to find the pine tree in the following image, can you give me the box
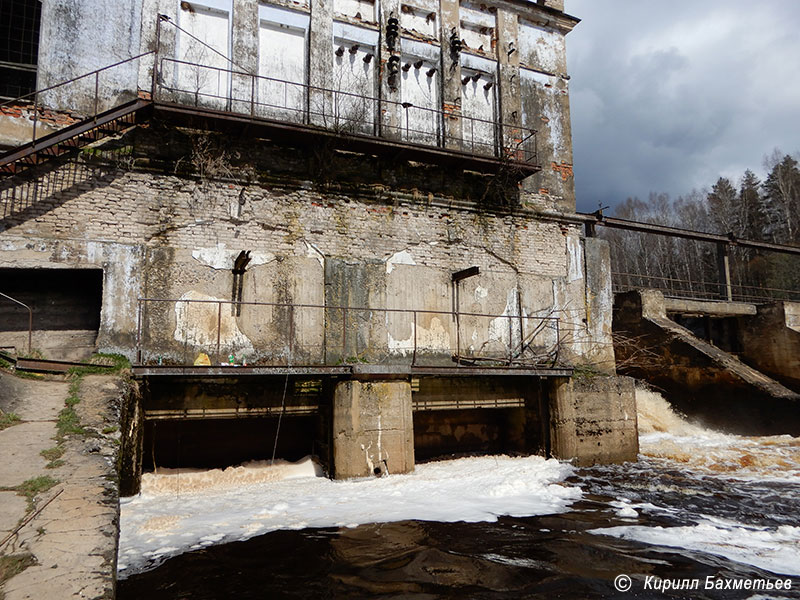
[707,177,738,235]
[739,170,765,241]
[763,154,800,244]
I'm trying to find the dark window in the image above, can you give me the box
[0,0,42,99]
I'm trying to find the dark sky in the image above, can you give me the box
[565,0,800,213]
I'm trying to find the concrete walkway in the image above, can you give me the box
[0,372,122,600]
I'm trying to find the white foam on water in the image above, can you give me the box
[590,518,800,577]
[118,454,580,578]
[610,499,639,519]
[588,387,800,577]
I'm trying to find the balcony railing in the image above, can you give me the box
[136,297,561,370]
[154,57,538,167]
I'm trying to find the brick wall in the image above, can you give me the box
[1,163,569,278]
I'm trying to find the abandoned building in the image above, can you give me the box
[0,0,639,483]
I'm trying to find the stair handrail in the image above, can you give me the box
[0,51,155,150]
[0,292,32,354]
[0,51,155,110]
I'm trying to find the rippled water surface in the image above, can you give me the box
[118,390,800,599]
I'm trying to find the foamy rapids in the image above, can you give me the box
[589,386,800,577]
[118,454,580,578]
[636,387,800,480]
[118,387,800,580]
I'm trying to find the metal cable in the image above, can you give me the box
[270,347,291,465]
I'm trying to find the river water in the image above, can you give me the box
[118,389,800,599]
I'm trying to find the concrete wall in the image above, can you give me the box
[518,12,575,211]
[738,302,800,392]
[548,375,638,466]
[37,0,143,114]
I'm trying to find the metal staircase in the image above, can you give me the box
[0,51,155,180]
[0,98,151,178]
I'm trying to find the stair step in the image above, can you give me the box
[0,348,18,364]
[16,357,113,374]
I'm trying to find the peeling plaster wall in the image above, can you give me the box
[517,16,574,211]
[0,162,608,367]
[519,68,574,211]
[37,0,143,114]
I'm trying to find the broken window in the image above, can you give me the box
[399,43,440,146]
[333,0,376,23]
[329,23,378,135]
[460,63,497,156]
[400,2,438,39]
[174,1,232,109]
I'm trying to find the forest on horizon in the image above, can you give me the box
[601,149,800,302]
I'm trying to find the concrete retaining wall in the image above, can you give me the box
[738,302,800,392]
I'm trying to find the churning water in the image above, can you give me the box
[118,388,800,599]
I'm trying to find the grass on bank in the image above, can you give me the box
[56,353,130,442]
[0,475,60,512]
[0,553,37,597]
[40,446,65,469]
[0,411,21,431]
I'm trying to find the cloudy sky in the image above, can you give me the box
[565,0,800,213]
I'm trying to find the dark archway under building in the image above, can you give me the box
[0,267,103,359]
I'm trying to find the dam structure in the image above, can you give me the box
[0,0,638,485]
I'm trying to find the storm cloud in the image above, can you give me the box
[565,0,800,212]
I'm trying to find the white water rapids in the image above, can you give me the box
[118,386,800,580]
[588,388,800,578]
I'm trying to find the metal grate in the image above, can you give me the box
[0,0,42,98]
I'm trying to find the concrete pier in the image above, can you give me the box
[548,376,639,466]
[332,380,415,479]
[738,301,800,391]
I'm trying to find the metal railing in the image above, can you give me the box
[612,272,800,304]
[154,57,537,164]
[135,297,561,369]
[0,51,154,150]
[0,292,33,354]
[1,12,537,170]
